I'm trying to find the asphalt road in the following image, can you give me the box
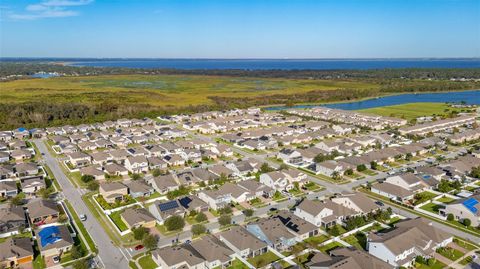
[34,139,130,269]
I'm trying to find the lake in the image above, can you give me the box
[69,58,480,70]
[264,90,480,111]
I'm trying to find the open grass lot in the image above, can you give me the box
[360,102,465,120]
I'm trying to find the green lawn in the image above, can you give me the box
[360,102,464,121]
[226,258,249,269]
[453,238,479,251]
[414,260,447,269]
[360,169,378,176]
[436,246,464,261]
[247,251,280,268]
[420,203,444,214]
[138,255,157,269]
[342,233,367,250]
[303,234,330,246]
[414,191,439,205]
[109,210,129,232]
[326,225,347,236]
[436,196,456,204]
[318,241,346,253]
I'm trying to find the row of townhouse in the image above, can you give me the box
[288,107,408,130]
[398,114,477,136]
[308,142,431,177]
[449,127,480,144]
[182,111,301,134]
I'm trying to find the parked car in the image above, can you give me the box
[375,201,384,207]
[79,214,87,221]
[134,245,144,251]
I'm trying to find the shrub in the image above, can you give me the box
[447,213,454,221]
[132,226,148,240]
[195,212,207,223]
[164,215,185,231]
[191,224,207,236]
[218,215,232,226]
[244,209,254,217]
[463,218,471,227]
[81,175,94,183]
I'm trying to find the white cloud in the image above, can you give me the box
[8,0,93,20]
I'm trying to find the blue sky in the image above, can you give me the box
[1,0,479,58]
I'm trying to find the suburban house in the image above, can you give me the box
[218,226,268,258]
[370,182,415,203]
[67,152,91,168]
[120,208,156,229]
[189,235,235,269]
[274,210,319,240]
[440,195,480,227]
[99,182,129,203]
[237,179,275,198]
[259,169,306,191]
[152,244,206,269]
[37,225,74,260]
[104,163,129,177]
[79,166,105,181]
[26,199,60,227]
[331,192,380,214]
[367,218,453,267]
[148,200,186,224]
[197,189,233,211]
[126,180,155,198]
[178,195,209,212]
[147,174,179,194]
[21,177,46,197]
[125,156,149,174]
[384,173,430,193]
[307,247,394,269]
[0,181,18,198]
[0,237,34,268]
[246,217,297,251]
[0,205,26,237]
[294,199,357,228]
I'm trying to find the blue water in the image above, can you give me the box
[264,90,480,111]
[31,73,59,78]
[70,59,480,70]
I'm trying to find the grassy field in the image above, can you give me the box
[359,102,465,120]
[1,74,376,107]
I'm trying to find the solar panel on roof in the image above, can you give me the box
[178,197,192,209]
[158,200,179,212]
[462,198,479,214]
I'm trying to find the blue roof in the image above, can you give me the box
[462,198,479,214]
[17,127,26,132]
[38,226,61,247]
